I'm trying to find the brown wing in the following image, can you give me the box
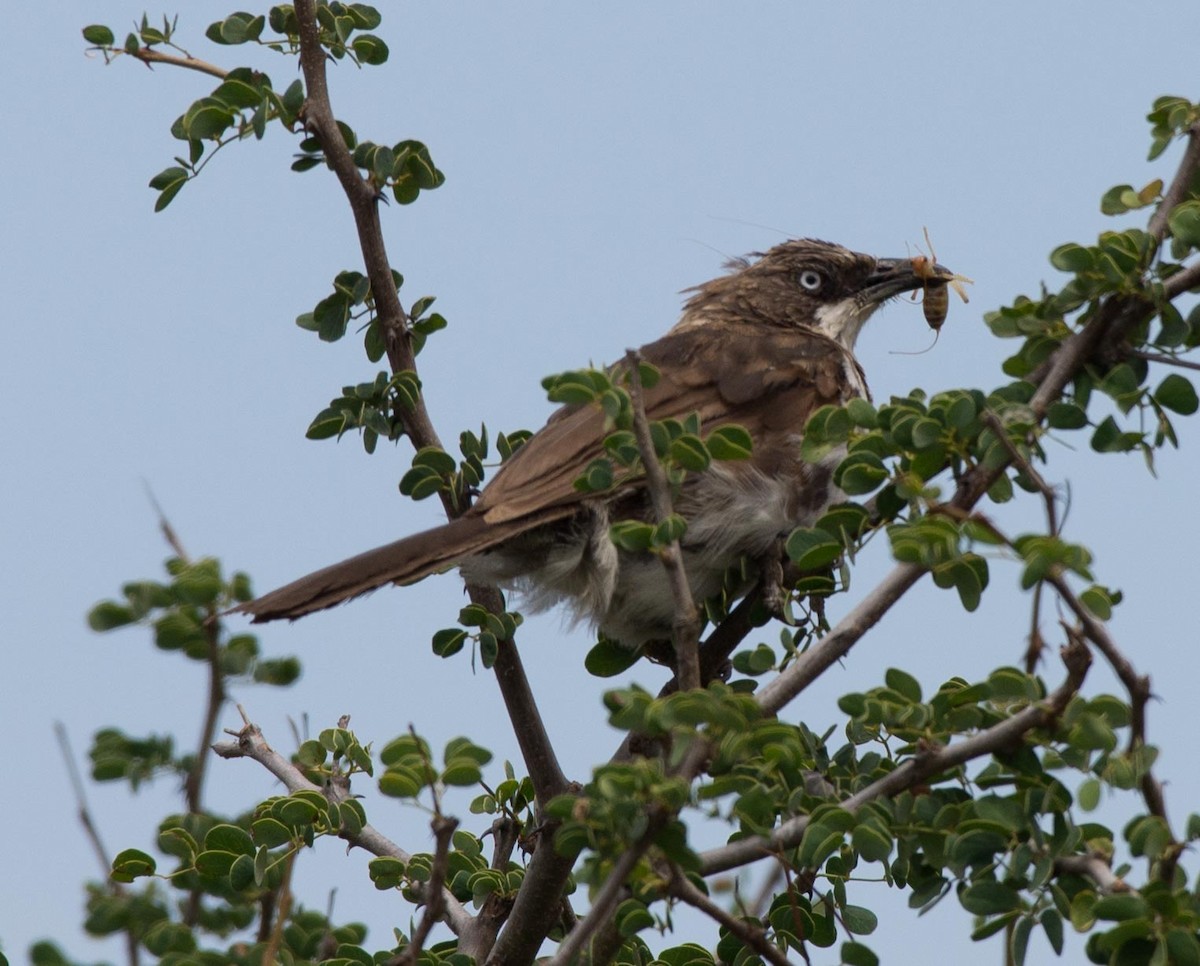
[474,321,857,525]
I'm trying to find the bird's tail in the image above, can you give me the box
[234,514,526,623]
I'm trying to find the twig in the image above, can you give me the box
[703,639,1091,875]
[394,815,459,965]
[754,563,926,716]
[980,411,1058,535]
[140,496,225,820]
[1053,853,1134,895]
[668,867,793,966]
[545,828,654,966]
[486,610,570,805]
[1129,348,1200,372]
[212,707,476,937]
[1164,258,1200,298]
[292,0,445,463]
[1043,572,1180,882]
[624,349,702,691]
[263,848,297,966]
[55,724,142,966]
[132,47,228,80]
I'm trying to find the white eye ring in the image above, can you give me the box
[798,270,823,292]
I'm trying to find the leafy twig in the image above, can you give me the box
[667,866,793,966]
[624,349,702,690]
[703,639,1091,874]
[1043,572,1180,882]
[212,706,476,936]
[55,723,142,966]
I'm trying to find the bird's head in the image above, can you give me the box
[676,238,954,350]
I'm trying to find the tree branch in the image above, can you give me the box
[212,707,476,937]
[1147,120,1200,241]
[702,640,1091,875]
[292,0,444,461]
[1044,572,1180,882]
[754,562,926,716]
[624,349,702,690]
[132,46,228,79]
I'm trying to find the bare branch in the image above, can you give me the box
[262,848,297,966]
[625,349,701,690]
[703,640,1091,875]
[132,46,229,80]
[1129,347,1200,372]
[1164,258,1200,298]
[1054,853,1134,895]
[755,563,925,715]
[668,867,793,966]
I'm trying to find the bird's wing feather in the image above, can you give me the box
[476,321,855,524]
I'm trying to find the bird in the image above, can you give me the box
[236,239,953,649]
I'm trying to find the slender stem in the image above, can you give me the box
[624,350,701,690]
[55,724,142,966]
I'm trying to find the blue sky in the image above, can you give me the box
[3,3,1199,963]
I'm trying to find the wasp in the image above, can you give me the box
[911,228,972,331]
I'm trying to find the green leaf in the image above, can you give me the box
[842,942,880,966]
[852,823,893,862]
[432,628,467,658]
[1049,243,1095,273]
[88,601,135,631]
[205,824,254,856]
[960,880,1021,915]
[1092,894,1148,921]
[834,452,889,496]
[352,33,389,64]
[885,668,922,702]
[785,527,842,570]
[1154,373,1199,414]
[609,519,656,553]
[1168,200,1200,247]
[668,434,710,472]
[840,905,878,936]
[1047,401,1088,430]
[111,848,156,882]
[705,424,753,460]
[83,24,116,45]
[585,638,641,677]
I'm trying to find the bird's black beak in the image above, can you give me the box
[863,257,954,304]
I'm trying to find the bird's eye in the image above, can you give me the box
[798,270,823,292]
